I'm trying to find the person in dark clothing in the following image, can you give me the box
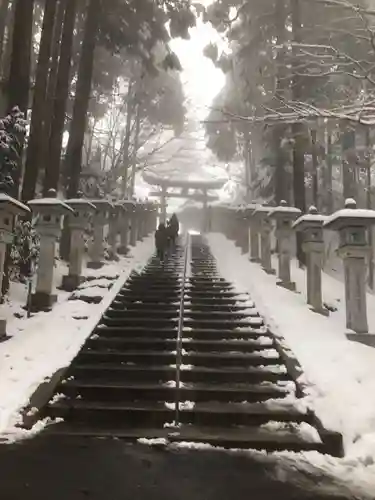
[168,213,179,247]
[155,223,168,261]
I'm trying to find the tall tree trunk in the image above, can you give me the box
[7,0,34,115]
[129,104,140,197]
[0,0,10,72]
[121,78,134,197]
[364,127,374,290]
[60,0,101,260]
[65,0,101,199]
[22,0,58,202]
[311,128,318,208]
[273,0,288,204]
[291,0,306,265]
[325,121,334,214]
[6,0,34,197]
[38,0,64,192]
[0,0,15,114]
[43,0,77,195]
[340,122,357,201]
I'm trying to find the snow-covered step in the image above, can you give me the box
[85,337,275,353]
[46,399,310,429]
[55,379,291,404]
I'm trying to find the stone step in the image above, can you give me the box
[68,363,289,385]
[42,423,323,453]
[46,399,310,428]
[86,337,275,352]
[78,349,282,368]
[58,380,290,403]
[94,325,268,340]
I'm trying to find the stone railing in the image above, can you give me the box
[211,198,375,345]
[0,190,158,335]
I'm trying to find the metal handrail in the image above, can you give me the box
[174,232,190,426]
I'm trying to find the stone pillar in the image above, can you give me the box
[268,200,301,291]
[243,203,260,262]
[0,194,30,336]
[253,205,275,274]
[61,198,96,291]
[118,200,133,255]
[107,203,122,260]
[87,199,112,269]
[28,191,74,310]
[324,198,375,336]
[129,204,138,246]
[160,187,167,224]
[293,206,328,315]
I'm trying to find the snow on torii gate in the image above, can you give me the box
[143,171,225,231]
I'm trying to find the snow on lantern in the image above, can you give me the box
[0,194,30,336]
[28,189,74,311]
[253,204,275,275]
[61,197,96,291]
[324,198,375,336]
[87,199,113,269]
[293,206,328,315]
[268,200,301,291]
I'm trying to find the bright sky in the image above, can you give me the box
[169,8,226,121]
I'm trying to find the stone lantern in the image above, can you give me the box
[324,198,375,335]
[118,200,134,255]
[61,197,96,291]
[107,202,123,260]
[87,199,113,269]
[293,206,328,315]
[0,194,30,336]
[244,203,260,262]
[129,202,140,246]
[28,189,74,310]
[233,205,248,253]
[253,204,275,274]
[268,200,301,291]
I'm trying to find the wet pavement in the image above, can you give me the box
[0,433,368,499]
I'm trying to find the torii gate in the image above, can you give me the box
[143,171,226,232]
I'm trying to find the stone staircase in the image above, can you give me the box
[40,235,340,454]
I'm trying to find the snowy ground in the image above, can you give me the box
[0,236,154,438]
[208,233,375,489]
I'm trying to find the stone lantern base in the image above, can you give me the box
[87,261,104,270]
[117,245,129,255]
[61,274,85,292]
[346,333,375,348]
[0,318,7,339]
[310,306,329,317]
[263,266,276,275]
[30,291,57,312]
[276,280,296,292]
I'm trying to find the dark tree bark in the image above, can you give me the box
[22,0,58,202]
[273,0,288,204]
[60,0,101,260]
[38,0,65,192]
[310,128,318,208]
[7,0,34,115]
[340,123,357,201]
[43,0,78,195]
[325,121,334,214]
[291,0,306,265]
[0,0,10,72]
[65,0,102,199]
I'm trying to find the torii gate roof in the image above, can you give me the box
[143,171,226,191]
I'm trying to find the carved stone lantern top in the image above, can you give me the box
[293,205,328,232]
[252,204,272,221]
[0,193,30,218]
[268,200,301,221]
[65,198,96,212]
[28,189,74,216]
[324,198,375,231]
